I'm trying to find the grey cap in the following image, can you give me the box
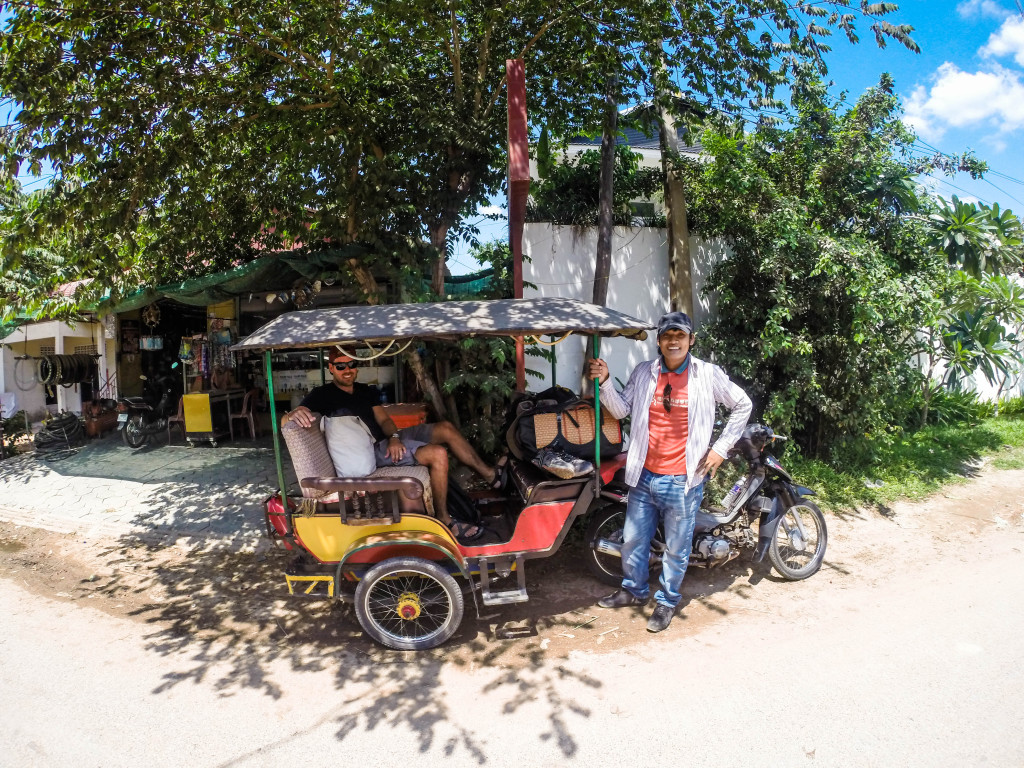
[657,311,693,337]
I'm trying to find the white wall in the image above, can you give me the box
[1,318,113,418]
[522,222,728,395]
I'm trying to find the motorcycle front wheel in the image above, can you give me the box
[583,504,666,587]
[768,501,827,580]
[121,414,149,449]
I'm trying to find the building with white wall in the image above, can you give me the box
[522,221,728,394]
[0,316,116,420]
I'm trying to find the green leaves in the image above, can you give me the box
[926,196,1022,278]
[684,77,948,458]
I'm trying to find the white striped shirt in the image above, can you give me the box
[598,355,752,489]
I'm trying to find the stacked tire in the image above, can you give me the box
[36,354,98,387]
[34,412,86,455]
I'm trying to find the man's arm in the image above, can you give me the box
[372,405,406,461]
[282,390,322,428]
[708,365,752,459]
[587,359,643,420]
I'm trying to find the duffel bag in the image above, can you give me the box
[512,399,623,461]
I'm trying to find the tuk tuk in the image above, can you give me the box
[233,297,653,650]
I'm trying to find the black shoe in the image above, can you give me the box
[647,604,675,632]
[597,589,649,609]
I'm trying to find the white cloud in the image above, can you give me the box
[904,63,1024,141]
[956,0,1010,20]
[981,16,1024,66]
[477,205,507,216]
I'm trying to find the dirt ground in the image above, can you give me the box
[2,457,1023,663]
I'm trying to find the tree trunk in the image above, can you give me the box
[430,224,449,298]
[593,74,618,311]
[657,91,693,316]
[405,347,449,420]
[398,282,449,419]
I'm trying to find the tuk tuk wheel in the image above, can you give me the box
[354,556,464,651]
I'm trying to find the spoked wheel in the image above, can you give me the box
[584,505,628,587]
[121,414,149,449]
[583,504,666,587]
[354,556,464,650]
[768,501,828,580]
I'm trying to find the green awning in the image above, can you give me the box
[2,247,505,338]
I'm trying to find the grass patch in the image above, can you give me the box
[784,416,1024,513]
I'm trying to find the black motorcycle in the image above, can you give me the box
[117,372,180,449]
[583,423,827,585]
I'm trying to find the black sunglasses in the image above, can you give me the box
[330,360,359,370]
[662,382,672,412]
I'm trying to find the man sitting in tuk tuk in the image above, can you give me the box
[281,347,500,541]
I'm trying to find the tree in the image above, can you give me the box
[0,181,79,325]
[526,145,662,226]
[1,0,919,410]
[1,0,919,303]
[681,76,985,457]
[927,196,1023,277]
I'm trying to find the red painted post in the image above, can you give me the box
[507,58,529,392]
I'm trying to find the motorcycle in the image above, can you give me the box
[117,371,180,449]
[583,423,827,585]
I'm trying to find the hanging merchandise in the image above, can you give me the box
[200,335,211,376]
[141,303,161,328]
[178,337,194,362]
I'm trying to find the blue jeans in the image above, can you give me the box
[621,468,703,608]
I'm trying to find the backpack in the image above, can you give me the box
[507,386,623,462]
[446,479,481,525]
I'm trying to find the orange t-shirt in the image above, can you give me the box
[644,368,689,474]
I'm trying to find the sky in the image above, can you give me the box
[450,0,1024,273]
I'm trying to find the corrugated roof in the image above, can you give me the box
[569,126,702,153]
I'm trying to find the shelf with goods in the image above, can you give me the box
[244,348,399,411]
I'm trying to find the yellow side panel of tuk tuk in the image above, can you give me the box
[293,513,452,563]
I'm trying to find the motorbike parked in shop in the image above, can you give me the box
[584,423,828,585]
[117,371,180,449]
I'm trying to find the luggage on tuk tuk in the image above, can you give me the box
[508,385,623,463]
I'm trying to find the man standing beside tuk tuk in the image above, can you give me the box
[587,311,752,632]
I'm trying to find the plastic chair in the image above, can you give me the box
[167,397,186,443]
[229,390,258,440]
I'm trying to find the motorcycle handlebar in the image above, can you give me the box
[772,434,789,442]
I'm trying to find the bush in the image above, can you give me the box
[915,386,993,426]
[997,395,1024,417]
[1,409,30,458]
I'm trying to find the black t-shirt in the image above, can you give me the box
[300,382,386,442]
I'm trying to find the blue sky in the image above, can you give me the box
[450,0,1024,273]
[822,0,1024,209]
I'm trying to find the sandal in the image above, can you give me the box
[448,520,487,543]
[489,455,510,491]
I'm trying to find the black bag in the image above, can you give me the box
[508,388,623,462]
[446,479,481,525]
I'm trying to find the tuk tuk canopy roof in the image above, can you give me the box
[232,297,653,352]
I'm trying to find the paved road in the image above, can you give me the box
[0,433,292,546]
[2,469,1023,768]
